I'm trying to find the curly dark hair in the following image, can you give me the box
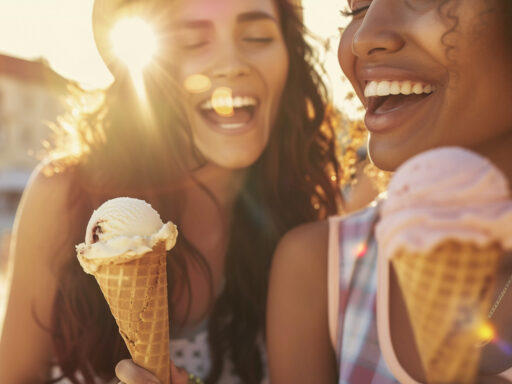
[45,0,344,383]
[437,0,512,61]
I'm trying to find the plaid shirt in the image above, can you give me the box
[334,203,398,384]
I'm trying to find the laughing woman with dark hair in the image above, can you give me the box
[267,0,512,383]
[0,0,344,383]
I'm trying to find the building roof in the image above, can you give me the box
[0,53,72,93]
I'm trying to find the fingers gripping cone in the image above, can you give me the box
[77,198,178,384]
[392,241,501,383]
[94,242,170,384]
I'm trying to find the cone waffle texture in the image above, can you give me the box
[392,240,501,384]
[93,241,170,384]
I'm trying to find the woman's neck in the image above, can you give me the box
[169,164,248,326]
[191,163,248,211]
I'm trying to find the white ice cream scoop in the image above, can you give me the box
[77,197,177,273]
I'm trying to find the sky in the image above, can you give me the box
[0,0,362,117]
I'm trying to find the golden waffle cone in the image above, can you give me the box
[392,240,501,384]
[93,241,170,384]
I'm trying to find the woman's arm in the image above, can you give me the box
[0,165,74,383]
[266,220,337,384]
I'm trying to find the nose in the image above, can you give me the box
[352,1,405,59]
[211,43,251,79]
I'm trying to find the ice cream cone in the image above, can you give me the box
[391,240,501,384]
[93,241,170,384]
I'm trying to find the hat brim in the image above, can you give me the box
[92,0,125,74]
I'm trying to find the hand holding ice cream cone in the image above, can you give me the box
[115,358,205,384]
[76,197,178,384]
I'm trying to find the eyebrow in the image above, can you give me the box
[173,10,277,30]
[237,11,278,24]
[173,20,211,30]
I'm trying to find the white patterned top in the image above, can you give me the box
[53,320,268,384]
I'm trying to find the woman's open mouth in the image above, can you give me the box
[197,94,259,133]
[364,80,436,133]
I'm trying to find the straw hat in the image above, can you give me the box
[92,0,303,74]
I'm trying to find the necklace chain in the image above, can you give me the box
[488,272,512,319]
[474,272,512,348]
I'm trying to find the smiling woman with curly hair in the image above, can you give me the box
[266,0,512,383]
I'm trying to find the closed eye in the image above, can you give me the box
[182,41,210,50]
[243,37,274,43]
[340,6,370,17]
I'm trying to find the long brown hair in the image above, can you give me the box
[46,0,343,382]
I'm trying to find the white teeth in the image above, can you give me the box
[376,81,391,96]
[364,81,378,98]
[401,81,412,95]
[412,83,423,94]
[200,96,257,110]
[390,81,401,95]
[212,97,231,109]
[364,80,435,98]
[219,123,245,130]
[202,100,213,110]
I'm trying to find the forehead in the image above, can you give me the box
[169,0,280,23]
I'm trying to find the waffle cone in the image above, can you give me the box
[392,240,501,384]
[93,241,170,384]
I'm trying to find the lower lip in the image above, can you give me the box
[364,93,435,134]
[198,107,259,136]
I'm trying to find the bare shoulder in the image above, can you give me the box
[267,221,337,383]
[272,220,329,271]
[14,162,78,260]
[0,163,81,380]
[18,162,76,216]
[10,160,79,291]
[269,219,330,311]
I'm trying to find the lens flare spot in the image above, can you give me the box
[111,17,157,72]
[212,87,234,117]
[496,340,512,355]
[356,242,368,258]
[184,74,212,94]
[476,322,495,345]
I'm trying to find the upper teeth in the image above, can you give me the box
[201,96,257,110]
[364,81,435,98]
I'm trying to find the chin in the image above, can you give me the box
[207,151,262,170]
[368,135,441,172]
[368,141,403,172]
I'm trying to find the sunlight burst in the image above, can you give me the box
[110,17,157,73]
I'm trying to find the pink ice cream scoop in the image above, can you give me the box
[377,147,512,260]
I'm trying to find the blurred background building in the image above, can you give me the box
[0,54,72,274]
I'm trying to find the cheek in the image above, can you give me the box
[338,30,352,74]
[176,61,203,89]
[261,44,289,90]
[338,26,360,96]
[260,45,289,121]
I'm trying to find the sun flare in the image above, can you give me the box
[110,17,157,73]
